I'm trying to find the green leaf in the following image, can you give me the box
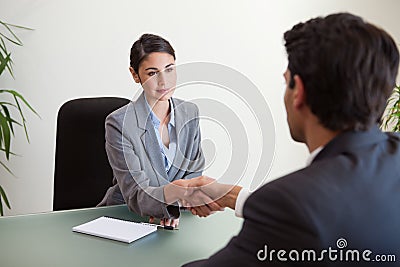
[0,20,23,46]
[393,111,400,117]
[0,90,40,144]
[0,101,17,108]
[0,90,38,161]
[0,20,35,215]
[0,112,11,160]
[0,184,11,216]
[0,102,20,149]
[0,20,32,80]
[1,104,16,134]
[0,52,11,76]
[0,185,11,208]
[0,49,14,78]
[0,20,33,50]
[0,90,40,117]
[0,147,17,156]
[13,95,29,142]
[0,32,21,46]
[0,21,33,31]
[383,85,400,132]
[0,37,8,54]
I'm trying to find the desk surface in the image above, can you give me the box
[0,205,242,267]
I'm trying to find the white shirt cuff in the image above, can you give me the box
[234,188,251,218]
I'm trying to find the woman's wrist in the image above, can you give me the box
[163,183,176,204]
[163,181,185,204]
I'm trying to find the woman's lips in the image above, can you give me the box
[157,88,171,94]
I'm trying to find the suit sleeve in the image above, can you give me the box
[183,178,316,266]
[105,113,176,219]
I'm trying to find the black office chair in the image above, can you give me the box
[53,97,130,211]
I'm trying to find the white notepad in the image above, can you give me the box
[72,216,157,243]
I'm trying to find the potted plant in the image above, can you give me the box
[0,20,38,215]
[382,85,400,132]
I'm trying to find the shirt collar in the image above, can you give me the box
[306,146,323,166]
[144,95,175,127]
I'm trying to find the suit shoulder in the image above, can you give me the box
[105,102,133,126]
[246,163,331,209]
[387,131,400,142]
[172,98,199,114]
[248,169,305,203]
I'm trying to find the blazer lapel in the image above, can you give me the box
[169,98,189,180]
[135,93,168,183]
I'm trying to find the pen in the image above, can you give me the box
[140,222,179,230]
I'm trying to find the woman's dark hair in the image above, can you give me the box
[130,33,176,74]
[284,13,399,131]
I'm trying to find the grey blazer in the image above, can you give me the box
[98,92,204,218]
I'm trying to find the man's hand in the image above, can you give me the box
[182,176,242,217]
[163,178,224,217]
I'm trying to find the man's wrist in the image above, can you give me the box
[225,185,242,210]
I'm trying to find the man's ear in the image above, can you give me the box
[129,67,141,84]
[293,74,306,109]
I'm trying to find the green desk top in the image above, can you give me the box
[0,205,242,267]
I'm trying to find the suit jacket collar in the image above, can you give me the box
[312,125,388,164]
[144,94,176,128]
[133,92,189,181]
[135,92,183,130]
[168,98,189,180]
[133,93,167,181]
[135,93,151,131]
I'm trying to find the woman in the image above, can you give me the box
[98,34,213,227]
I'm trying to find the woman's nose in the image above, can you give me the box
[157,71,167,86]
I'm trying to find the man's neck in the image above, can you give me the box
[304,121,341,153]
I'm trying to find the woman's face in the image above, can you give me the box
[131,52,176,105]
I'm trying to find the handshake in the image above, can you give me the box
[164,176,242,217]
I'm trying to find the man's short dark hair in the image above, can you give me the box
[284,13,399,131]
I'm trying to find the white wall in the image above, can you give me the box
[0,0,399,216]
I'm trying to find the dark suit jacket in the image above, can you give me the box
[184,126,400,266]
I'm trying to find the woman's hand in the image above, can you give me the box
[160,218,179,227]
[163,177,224,217]
[149,216,179,228]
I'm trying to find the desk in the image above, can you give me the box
[0,205,242,267]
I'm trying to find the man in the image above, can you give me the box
[182,13,400,266]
